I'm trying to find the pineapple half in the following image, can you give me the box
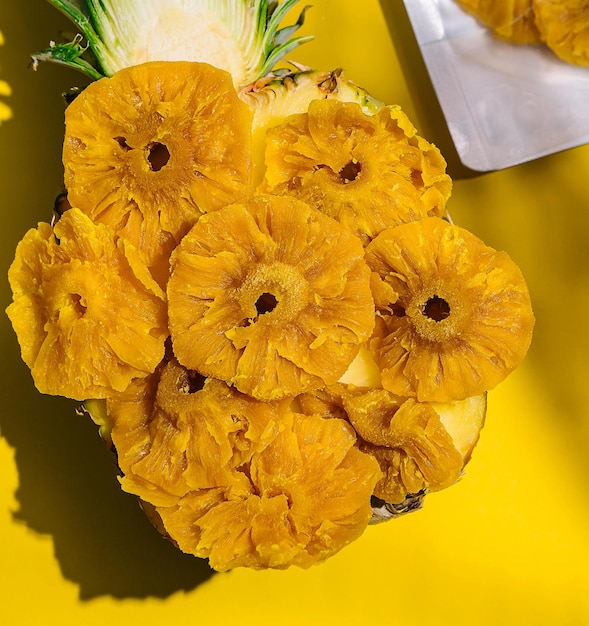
[15,0,530,569]
[39,0,488,510]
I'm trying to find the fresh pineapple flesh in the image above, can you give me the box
[240,67,384,182]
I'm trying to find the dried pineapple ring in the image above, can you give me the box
[63,60,253,284]
[298,384,485,506]
[454,0,541,44]
[6,209,167,400]
[108,358,381,571]
[261,99,451,245]
[341,389,464,505]
[365,217,535,402]
[533,0,589,65]
[167,194,375,400]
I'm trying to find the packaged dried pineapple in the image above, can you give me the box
[454,0,541,44]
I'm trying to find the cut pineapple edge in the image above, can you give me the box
[37,0,314,85]
[340,347,487,462]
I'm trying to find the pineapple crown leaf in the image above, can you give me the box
[258,2,313,78]
[35,0,106,78]
[38,0,314,87]
[30,33,104,80]
[46,0,93,35]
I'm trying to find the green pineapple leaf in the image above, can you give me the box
[31,33,104,80]
[35,0,314,87]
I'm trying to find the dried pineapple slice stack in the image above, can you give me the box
[62,60,254,285]
[6,0,534,571]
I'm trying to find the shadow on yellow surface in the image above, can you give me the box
[0,0,215,600]
[0,369,216,599]
[1,0,589,623]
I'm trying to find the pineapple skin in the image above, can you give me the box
[239,68,384,183]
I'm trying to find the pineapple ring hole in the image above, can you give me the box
[238,262,309,327]
[255,292,278,316]
[147,142,171,172]
[339,159,362,183]
[178,369,206,394]
[422,295,450,322]
[392,303,406,318]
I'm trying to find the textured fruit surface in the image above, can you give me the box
[344,390,464,504]
[5,51,536,571]
[167,194,375,399]
[240,68,383,182]
[107,358,382,571]
[533,0,589,65]
[63,61,253,284]
[455,0,589,65]
[262,100,451,245]
[455,0,541,43]
[6,209,167,400]
[366,217,535,402]
[297,384,482,505]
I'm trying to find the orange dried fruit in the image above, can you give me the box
[6,208,167,400]
[298,384,486,508]
[261,99,451,245]
[533,0,589,65]
[455,0,541,44]
[108,358,381,571]
[297,383,350,422]
[167,194,375,399]
[109,358,281,507]
[365,217,535,402]
[63,60,253,284]
[342,389,464,504]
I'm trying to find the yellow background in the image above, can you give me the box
[1,1,588,623]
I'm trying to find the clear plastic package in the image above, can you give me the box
[402,0,589,172]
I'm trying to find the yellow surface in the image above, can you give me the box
[1,1,589,623]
